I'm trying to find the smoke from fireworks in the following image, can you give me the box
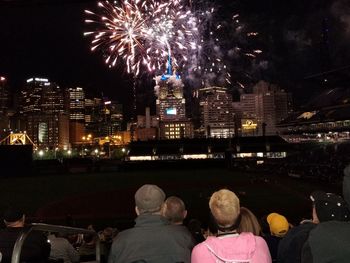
[189,5,263,88]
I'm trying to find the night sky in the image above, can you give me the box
[1,0,350,116]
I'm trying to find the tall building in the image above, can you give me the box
[66,87,85,145]
[84,97,124,138]
[100,100,123,136]
[0,76,9,114]
[154,61,193,139]
[67,87,85,122]
[20,77,65,148]
[199,86,235,138]
[21,77,50,114]
[240,81,291,136]
[0,76,10,140]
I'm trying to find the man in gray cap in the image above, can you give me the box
[108,184,192,263]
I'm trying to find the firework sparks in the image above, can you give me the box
[85,1,148,75]
[84,0,198,75]
[188,3,262,88]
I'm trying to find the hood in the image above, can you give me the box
[204,232,257,262]
[344,165,350,207]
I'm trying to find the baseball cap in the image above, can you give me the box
[3,208,24,222]
[267,212,289,237]
[310,191,350,222]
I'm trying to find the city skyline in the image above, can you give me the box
[1,0,350,112]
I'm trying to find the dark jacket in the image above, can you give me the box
[108,214,192,263]
[0,227,51,263]
[277,223,316,263]
[301,221,350,263]
[263,234,281,262]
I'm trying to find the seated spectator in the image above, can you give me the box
[237,207,262,236]
[108,184,192,263]
[78,233,96,262]
[278,190,350,263]
[263,212,289,262]
[161,196,196,249]
[0,208,51,263]
[191,189,271,263]
[162,196,188,225]
[48,233,79,263]
[99,227,118,261]
[301,165,350,263]
[66,234,83,249]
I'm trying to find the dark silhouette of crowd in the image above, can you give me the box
[0,165,350,263]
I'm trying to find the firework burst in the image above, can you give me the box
[84,0,198,76]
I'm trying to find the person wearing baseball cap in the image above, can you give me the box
[108,184,192,263]
[263,212,289,262]
[301,166,350,263]
[278,189,350,263]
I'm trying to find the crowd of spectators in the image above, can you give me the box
[0,165,350,263]
[232,144,350,185]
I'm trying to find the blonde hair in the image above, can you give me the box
[209,189,240,228]
[237,207,262,236]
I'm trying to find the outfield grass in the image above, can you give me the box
[0,167,342,229]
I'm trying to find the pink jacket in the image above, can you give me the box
[191,232,271,263]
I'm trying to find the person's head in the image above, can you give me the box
[209,189,240,231]
[310,191,350,224]
[237,207,261,236]
[83,233,96,244]
[266,212,289,237]
[135,184,166,215]
[162,196,187,225]
[3,208,25,227]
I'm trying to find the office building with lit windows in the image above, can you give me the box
[154,64,193,139]
[0,76,9,114]
[199,86,235,138]
[67,87,85,122]
[20,77,65,148]
[66,87,85,145]
[240,81,291,136]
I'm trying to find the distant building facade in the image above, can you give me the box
[67,87,85,122]
[20,77,65,148]
[0,76,9,114]
[199,86,235,138]
[240,81,291,136]
[136,107,158,141]
[154,69,193,139]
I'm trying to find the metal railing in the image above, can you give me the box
[11,223,101,263]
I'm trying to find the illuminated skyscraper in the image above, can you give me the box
[20,77,65,148]
[0,76,9,114]
[199,86,235,138]
[65,87,85,145]
[154,60,193,139]
[240,81,291,136]
[67,87,85,122]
